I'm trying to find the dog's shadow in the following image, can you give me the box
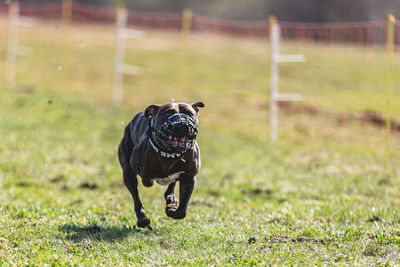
[58,222,151,243]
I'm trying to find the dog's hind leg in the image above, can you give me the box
[122,166,150,228]
[164,182,178,214]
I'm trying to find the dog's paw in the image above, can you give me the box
[165,207,176,217]
[166,209,186,220]
[137,217,150,228]
[166,195,178,207]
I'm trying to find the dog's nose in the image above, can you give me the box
[174,124,190,137]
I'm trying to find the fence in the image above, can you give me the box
[0,1,399,46]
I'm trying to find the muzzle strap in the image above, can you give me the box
[149,137,184,159]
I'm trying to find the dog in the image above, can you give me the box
[118,101,205,228]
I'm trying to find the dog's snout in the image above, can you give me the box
[166,114,196,136]
[173,123,190,137]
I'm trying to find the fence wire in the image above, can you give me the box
[0,2,399,46]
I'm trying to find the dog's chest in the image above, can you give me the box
[152,171,184,186]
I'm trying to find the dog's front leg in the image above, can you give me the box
[122,167,150,228]
[165,182,178,213]
[166,176,195,219]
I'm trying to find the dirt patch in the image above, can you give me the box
[279,102,400,133]
[79,182,98,190]
[207,190,221,197]
[61,185,70,191]
[16,181,31,187]
[242,188,273,196]
[50,175,65,183]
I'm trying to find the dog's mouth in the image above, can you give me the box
[166,135,187,148]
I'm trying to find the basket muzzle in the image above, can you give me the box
[150,113,198,158]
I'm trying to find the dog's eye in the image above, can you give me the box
[165,110,174,117]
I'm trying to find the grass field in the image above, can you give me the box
[1,18,400,265]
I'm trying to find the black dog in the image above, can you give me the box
[118,101,204,228]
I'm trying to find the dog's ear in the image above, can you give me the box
[145,104,161,118]
[191,102,205,114]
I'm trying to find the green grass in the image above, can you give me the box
[1,20,400,265]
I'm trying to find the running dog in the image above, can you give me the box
[118,101,204,228]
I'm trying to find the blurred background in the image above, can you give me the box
[12,0,400,21]
[0,1,400,264]
[0,0,399,201]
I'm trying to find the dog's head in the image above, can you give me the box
[145,102,204,156]
[145,102,204,127]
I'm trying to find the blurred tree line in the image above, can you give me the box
[18,0,400,22]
